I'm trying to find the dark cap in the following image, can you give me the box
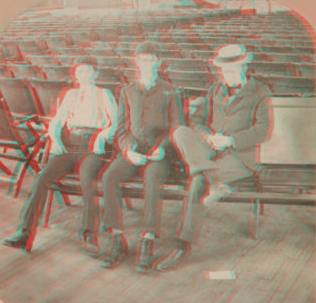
[134,41,160,56]
[73,55,98,67]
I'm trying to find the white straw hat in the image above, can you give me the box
[209,44,251,67]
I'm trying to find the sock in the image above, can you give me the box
[140,232,155,239]
[109,228,123,235]
[177,238,191,250]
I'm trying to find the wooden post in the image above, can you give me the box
[250,198,260,240]
[43,190,54,227]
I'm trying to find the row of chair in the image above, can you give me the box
[0,71,314,127]
[2,41,312,64]
[1,56,315,80]
[2,33,314,61]
[1,40,314,65]
[2,26,312,45]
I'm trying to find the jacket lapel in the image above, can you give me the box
[223,80,256,116]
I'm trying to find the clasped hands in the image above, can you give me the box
[203,132,233,151]
[124,145,165,166]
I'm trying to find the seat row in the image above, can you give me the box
[1,55,314,80]
[1,38,314,65]
[0,70,314,125]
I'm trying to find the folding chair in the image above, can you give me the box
[56,55,81,66]
[0,40,23,61]
[54,47,86,55]
[0,64,12,77]
[40,65,72,82]
[44,35,73,49]
[25,54,61,66]
[0,98,42,197]
[166,70,215,90]
[0,76,44,116]
[95,68,120,83]
[14,39,42,55]
[0,46,7,63]
[92,56,129,68]
[94,81,121,95]
[27,78,71,116]
[5,63,44,79]
[84,48,117,57]
[253,75,316,96]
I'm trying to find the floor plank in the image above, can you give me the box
[0,173,315,303]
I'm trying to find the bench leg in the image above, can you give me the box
[42,189,54,228]
[55,191,71,206]
[260,203,264,215]
[250,198,260,240]
[121,197,133,211]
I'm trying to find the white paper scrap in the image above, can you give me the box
[205,270,236,280]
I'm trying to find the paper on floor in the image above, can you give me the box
[205,270,236,280]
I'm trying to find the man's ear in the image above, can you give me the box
[92,70,99,81]
[155,58,162,69]
[241,64,248,74]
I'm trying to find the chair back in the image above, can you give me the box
[96,68,119,82]
[6,63,43,79]
[0,77,43,115]
[0,98,21,142]
[25,54,60,66]
[27,79,71,116]
[0,64,12,77]
[15,39,41,54]
[0,41,21,61]
[40,65,71,81]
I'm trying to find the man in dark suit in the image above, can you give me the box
[153,44,272,271]
[93,41,183,273]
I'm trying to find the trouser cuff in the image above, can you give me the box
[101,226,123,234]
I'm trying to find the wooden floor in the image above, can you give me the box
[0,173,315,303]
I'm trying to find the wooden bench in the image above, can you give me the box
[42,148,315,240]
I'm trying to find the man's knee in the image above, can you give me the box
[144,162,169,185]
[171,125,192,145]
[102,166,122,187]
[190,174,206,203]
[34,171,53,188]
[102,169,112,186]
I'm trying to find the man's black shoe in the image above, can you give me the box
[152,239,191,272]
[1,230,32,252]
[101,234,128,268]
[135,238,153,274]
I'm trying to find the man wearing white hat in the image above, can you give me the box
[153,44,272,271]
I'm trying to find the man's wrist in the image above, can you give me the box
[228,136,235,148]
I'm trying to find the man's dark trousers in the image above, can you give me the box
[173,126,252,244]
[102,152,169,237]
[19,130,105,235]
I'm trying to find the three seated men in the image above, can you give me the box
[1,42,272,273]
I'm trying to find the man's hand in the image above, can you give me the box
[124,147,147,166]
[92,129,113,155]
[54,142,67,155]
[147,146,165,161]
[205,133,233,151]
[92,135,106,155]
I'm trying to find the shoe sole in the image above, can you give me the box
[1,240,32,253]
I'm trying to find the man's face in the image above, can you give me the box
[217,64,247,88]
[134,53,160,76]
[74,64,95,84]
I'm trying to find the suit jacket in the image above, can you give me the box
[189,78,272,172]
[116,78,183,153]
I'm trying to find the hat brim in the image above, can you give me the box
[209,53,250,67]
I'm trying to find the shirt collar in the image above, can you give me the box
[221,75,250,98]
[133,76,162,92]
